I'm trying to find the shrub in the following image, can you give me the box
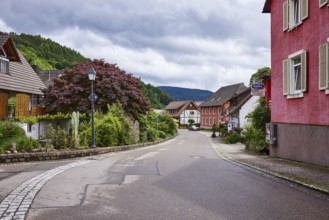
[224,132,245,144]
[15,137,39,152]
[95,114,121,147]
[158,130,167,139]
[0,120,25,142]
[53,126,67,149]
[242,123,269,154]
[147,127,158,142]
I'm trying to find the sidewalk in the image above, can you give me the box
[208,134,329,195]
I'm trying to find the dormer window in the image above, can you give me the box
[0,57,9,74]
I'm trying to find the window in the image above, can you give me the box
[283,50,307,98]
[283,0,308,31]
[209,117,213,125]
[319,0,328,8]
[213,108,216,114]
[0,57,9,74]
[319,40,329,93]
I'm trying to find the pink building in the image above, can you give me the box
[263,0,329,166]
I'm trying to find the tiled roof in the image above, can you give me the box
[200,83,248,108]
[0,35,46,95]
[164,100,197,118]
[164,101,189,110]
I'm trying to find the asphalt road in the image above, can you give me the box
[1,130,329,220]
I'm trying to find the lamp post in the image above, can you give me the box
[88,66,96,148]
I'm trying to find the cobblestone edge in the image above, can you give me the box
[0,134,178,164]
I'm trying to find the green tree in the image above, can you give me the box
[249,67,271,85]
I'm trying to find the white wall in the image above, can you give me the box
[180,110,200,124]
[239,96,259,128]
[19,120,71,140]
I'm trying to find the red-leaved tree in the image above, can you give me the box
[42,59,150,119]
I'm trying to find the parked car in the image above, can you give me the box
[189,125,199,131]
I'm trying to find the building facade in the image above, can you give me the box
[199,83,250,129]
[164,100,200,126]
[0,35,46,120]
[263,0,329,166]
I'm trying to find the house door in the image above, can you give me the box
[0,93,8,119]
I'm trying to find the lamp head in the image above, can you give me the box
[87,66,96,81]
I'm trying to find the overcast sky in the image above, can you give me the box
[0,0,270,92]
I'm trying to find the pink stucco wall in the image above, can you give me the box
[270,0,329,126]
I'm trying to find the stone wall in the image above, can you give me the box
[0,135,177,163]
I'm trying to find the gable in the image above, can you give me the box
[0,35,46,95]
[0,35,20,62]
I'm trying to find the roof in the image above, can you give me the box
[200,83,248,108]
[262,0,271,13]
[229,89,253,114]
[0,35,20,62]
[164,100,198,118]
[0,36,46,95]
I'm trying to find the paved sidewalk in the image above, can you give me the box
[208,134,329,195]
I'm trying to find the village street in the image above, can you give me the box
[0,130,329,220]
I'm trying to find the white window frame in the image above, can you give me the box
[319,0,329,8]
[283,49,307,99]
[319,39,329,94]
[283,0,309,31]
[0,57,9,74]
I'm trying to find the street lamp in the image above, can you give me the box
[88,66,96,148]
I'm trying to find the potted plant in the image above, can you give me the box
[7,97,16,119]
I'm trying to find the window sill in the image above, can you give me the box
[287,93,304,99]
[326,90,329,95]
[288,22,302,32]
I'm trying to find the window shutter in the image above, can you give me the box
[283,59,290,95]
[319,0,328,8]
[283,1,289,31]
[319,43,328,90]
[301,0,309,20]
[301,51,307,92]
[0,93,8,120]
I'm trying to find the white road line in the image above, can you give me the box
[134,152,159,161]
[0,160,90,220]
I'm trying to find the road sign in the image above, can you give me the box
[251,84,265,89]
[88,93,98,101]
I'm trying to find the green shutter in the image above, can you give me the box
[283,1,289,31]
[283,59,290,95]
[301,0,309,20]
[319,0,328,8]
[319,43,328,90]
[301,51,307,92]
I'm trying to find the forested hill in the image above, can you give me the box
[158,86,213,101]
[142,83,173,109]
[5,32,91,70]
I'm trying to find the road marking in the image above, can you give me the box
[0,160,90,220]
[122,175,141,185]
[135,152,159,161]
